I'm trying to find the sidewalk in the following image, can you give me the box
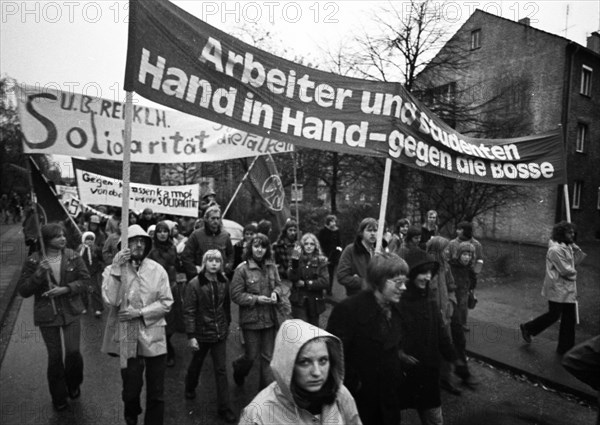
[0,224,27,326]
[464,317,596,401]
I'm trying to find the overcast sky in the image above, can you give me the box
[2,0,599,100]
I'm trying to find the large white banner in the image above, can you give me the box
[16,85,294,163]
[76,169,200,217]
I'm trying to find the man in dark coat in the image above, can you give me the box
[181,205,233,281]
[328,252,408,425]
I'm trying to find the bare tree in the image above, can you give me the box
[319,0,532,227]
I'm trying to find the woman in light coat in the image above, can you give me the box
[239,319,362,425]
[520,221,586,354]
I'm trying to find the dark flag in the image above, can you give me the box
[28,157,81,248]
[28,157,70,224]
[246,154,291,228]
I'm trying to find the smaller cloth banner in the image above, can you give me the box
[75,169,200,217]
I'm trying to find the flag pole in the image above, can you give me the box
[375,158,392,253]
[116,91,133,368]
[120,92,133,238]
[25,158,57,315]
[292,151,300,227]
[223,156,260,217]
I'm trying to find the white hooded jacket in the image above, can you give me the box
[239,319,362,425]
[101,224,173,358]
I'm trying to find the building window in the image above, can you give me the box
[471,29,481,50]
[580,65,592,96]
[572,181,583,209]
[420,82,457,128]
[576,123,587,152]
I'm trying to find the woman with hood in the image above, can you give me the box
[102,224,173,425]
[148,221,179,367]
[239,319,362,425]
[18,222,89,411]
[78,230,105,317]
[288,233,330,326]
[336,217,378,297]
[327,252,407,425]
[399,249,456,425]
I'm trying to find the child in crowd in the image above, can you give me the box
[79,231,104,317]
[183,250,236,423]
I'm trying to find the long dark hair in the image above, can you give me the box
[152,221,172,247]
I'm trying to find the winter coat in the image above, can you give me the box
[230,259,283,330]
[148,241,178,284]
[327,290,403,425]
[148,240,180,334]
[181,226,233,280]
[272,237,296,279]
[232,240,245,270]
[399,278,456,410]
[419,225,438,249]
[101,225,173,357]
[184,272,231,343]
[102,232,120,265]
[18,248,89,326]
[78,232,105,276]
[541,239,581,303]
[287,254,329,316]
[318,227,342,264]
[336,237,372,297]
[239,319,362,425]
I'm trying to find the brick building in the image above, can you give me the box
[416,10,600,243]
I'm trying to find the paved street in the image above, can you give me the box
[0,223,597,424]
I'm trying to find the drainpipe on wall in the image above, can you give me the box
[556,42,579,222]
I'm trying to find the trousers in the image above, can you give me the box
[39,319,83,406]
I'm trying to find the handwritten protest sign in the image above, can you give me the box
[76,169,200,217]
[16,85,293,163]
[123,0,565,186]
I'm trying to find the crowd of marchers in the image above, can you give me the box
[13,190,593,425]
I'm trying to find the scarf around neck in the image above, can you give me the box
[291,376,337,415]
